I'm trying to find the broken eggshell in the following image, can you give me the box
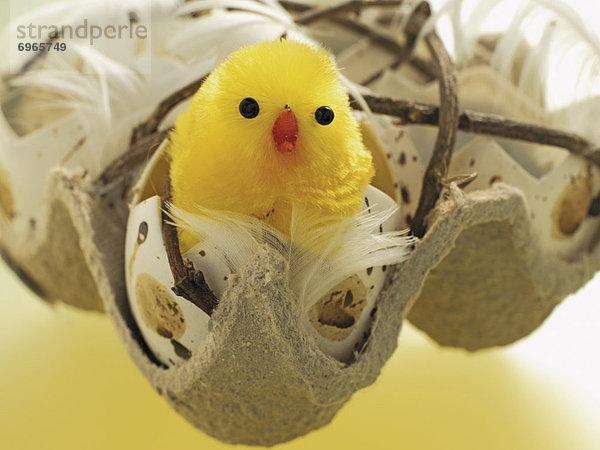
[125,140,403,365]
[304,182,400,362]
[448,137,600,259]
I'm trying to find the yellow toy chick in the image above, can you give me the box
[169,39,374,251]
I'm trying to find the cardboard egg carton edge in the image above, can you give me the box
[0,167,110,311]
[20,166,412,445]
[407,182,600,351]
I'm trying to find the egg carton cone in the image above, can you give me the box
[0,1,420,444]
[408,173,600,350]
[34,134,422,446]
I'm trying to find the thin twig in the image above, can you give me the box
[95,67,600,192]
[410,32,459,238]
[295,0,405,25]
[351,94,600,165]
[281,1,403,53]
[96,79,600,192]
[130,75,208,145]
[280,0,435,81]
[361,1,431,85]
[161,178,219,316]
[95,129,170,187]
[443,173,478,189]
[458,112,599,162]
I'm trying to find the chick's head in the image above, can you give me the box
[170,39,374,233]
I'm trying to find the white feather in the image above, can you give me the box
[169,202,414,311]
[423,0,600,143]
[434,1,599,100]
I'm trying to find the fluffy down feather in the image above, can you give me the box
[169,201,413,311]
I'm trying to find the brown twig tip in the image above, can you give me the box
[161,177,218,316]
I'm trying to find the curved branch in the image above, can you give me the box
[410,32,459,238]
[161,177,219,316]
[130,75,208,145]
[350,95,600,165]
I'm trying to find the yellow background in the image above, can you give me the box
[2,0,600,449]
[2,256,600,450]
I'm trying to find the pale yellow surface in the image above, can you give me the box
[2,256,600,450]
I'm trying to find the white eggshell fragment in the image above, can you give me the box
[125,195,212,367]
[0,113,89,238]
[449,137,600,259]
[361,116,424,229]
[304,185,402,362]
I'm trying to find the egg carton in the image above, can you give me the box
[1,0,600,446]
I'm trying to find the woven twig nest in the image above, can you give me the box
[1,0,600,446]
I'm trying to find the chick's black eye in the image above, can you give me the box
[315,106,334,125]
[239,97,259,119]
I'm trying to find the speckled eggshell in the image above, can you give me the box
[125,196,213,366]
[304,185,402,362]
[448,137,600,259]
[363,116,425,229]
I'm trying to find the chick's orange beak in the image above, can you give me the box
[272,107,298,154]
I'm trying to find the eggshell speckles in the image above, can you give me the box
[309,274,367,341]
[134,272,186,340]
[182,243,232,300]
[551,165,593,238]
[125,195,211,366]
[303,185,402,362]
[448,137,600,259]
[0,163,15,220]
[137,221,149,244]
[360,116,424,229]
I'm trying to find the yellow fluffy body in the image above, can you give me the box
[169,40,374,250]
